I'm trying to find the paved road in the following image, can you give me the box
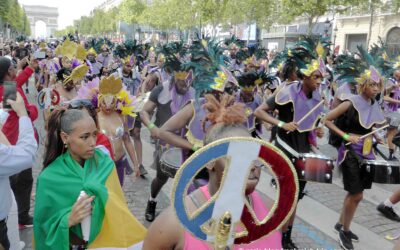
[18,80,400,250]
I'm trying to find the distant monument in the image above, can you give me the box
[23,5,58,38]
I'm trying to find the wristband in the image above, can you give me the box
[148,123,157,129]
[277,121,285,128]
[342,133,350,141]
[192,145,200,152]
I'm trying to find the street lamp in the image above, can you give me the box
[333,26,338,49]
[324,18,331,38]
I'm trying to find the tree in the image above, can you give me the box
[279,0,360,34]
[119,0,146,24]
[0,0,10,23]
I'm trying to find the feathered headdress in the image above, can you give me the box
[16,35,26,43]
[87,47,97,56]
[185,38,237,96]
[271,36,318,74]
[87,37,114,54]
[55,38,86,62]
[114,40,141,62]
[158,41,192,81]
[77,76,137,117]
[300,42,326,77]
[334,54,366,85]
[357,45,392,80]
[223,35,245,49]
[237,71,269,92]
[63,64,89,85]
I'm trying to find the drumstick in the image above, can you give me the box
[345,124,389,146]
[287,100,324,134]
[297,100,325,125]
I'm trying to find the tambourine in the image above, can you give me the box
[172,137,299,248]
[37,88,60,109]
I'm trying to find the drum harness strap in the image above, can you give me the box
[276,136,300,158]
[276,135,324,159]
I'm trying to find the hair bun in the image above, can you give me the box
[202,94,246,128]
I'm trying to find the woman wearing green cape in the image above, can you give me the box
[34,109,146,250]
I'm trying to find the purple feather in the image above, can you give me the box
[370,66,381,82]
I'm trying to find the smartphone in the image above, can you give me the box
[34,51,46,60]
[3,81,17,109]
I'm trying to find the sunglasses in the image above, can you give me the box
[69,99,94,110]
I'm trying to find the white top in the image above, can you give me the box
[0,116,37,220]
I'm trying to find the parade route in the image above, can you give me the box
[18,79,400,250]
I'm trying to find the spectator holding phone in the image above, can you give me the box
[0,56,39,229]
[0,93,37,250]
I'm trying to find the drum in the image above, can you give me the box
[294,153,334,183]
[160,148,184,178]
[362,160,400,184]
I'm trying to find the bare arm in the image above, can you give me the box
[140,100,157,127]
[383,95,400,105]
[254,102,298,132]
[0,130,10,146]
[143,206,184,250]
[159,103,194,150]
[324,101,359,144]
[139,100,160,139]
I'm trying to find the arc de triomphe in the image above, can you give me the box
[23,5,58,38]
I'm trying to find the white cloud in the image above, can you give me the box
[19,0,106,29]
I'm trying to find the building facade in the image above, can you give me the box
[335,12,400,55]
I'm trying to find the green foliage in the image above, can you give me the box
[0,0,30,35]
[225,0,277,28]
[53,0,397,38]
[119,0,146,24]
[279,0,361,32]
[0,0,11,23]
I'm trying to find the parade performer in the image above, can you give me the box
[382,66,400,160]
[113,42,147,176]
[86,48,102,77]
[114,56,141,97]
[236,72,266,137]
[77,75,141,184]
[140,45,194,222]
[34,109,146,250]
[143,93,298,249]
[325,66,386,250]
[158,38,238,152]
[156,39,238,193]
[97,44,113,68]
[330,54,363,109]
[40,64,89,124]
[54,65,88,104]
[375,60,400,222]
[255,39,326,249]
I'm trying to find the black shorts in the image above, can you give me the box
[275,142,307,200]
[156,157,169,182]
[341,151,373,194]
[298,180,307,200]
[134,113,142,128]
[0,220,10,250]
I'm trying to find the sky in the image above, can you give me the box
[19,0,106,29]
